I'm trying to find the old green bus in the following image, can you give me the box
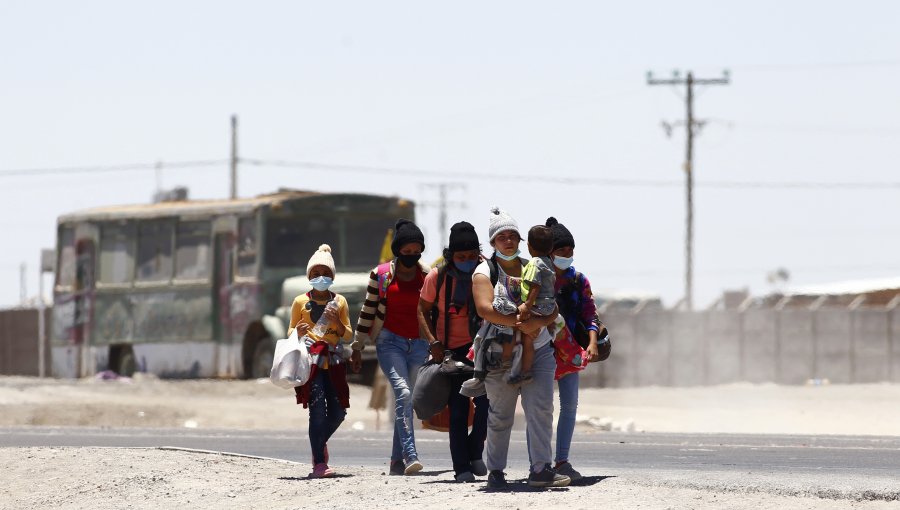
[52,190,413,379]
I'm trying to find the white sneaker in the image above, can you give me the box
[404,459,423,475]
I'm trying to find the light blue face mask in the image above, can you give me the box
[494,250,521,261]
[309,276,333,291]
[553,256,574,270]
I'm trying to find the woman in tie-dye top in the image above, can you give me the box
[545,217,610,483]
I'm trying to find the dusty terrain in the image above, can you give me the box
[4,447,898,510]
[2,376,899,509]
[3,375,899,435]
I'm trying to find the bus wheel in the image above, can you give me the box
[109,345,137,377]
[250,337,275,379]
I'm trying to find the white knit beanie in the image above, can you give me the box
[307,244,336,278]
[488,205,520,242]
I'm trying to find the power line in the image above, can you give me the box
[0,159,229,177]
[735,122,900,136]
[732,59,900,71]
[3,156,900,190]
[697,180,900,190]
[243,158,900,190]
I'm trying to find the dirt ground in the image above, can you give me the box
[2,375,899,435]
[2,376,899,509]
[3,447,898,510]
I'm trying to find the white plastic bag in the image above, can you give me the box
[269,330,312,389]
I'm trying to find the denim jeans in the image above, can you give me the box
[447,345,489,475]
[307,368,346,464]
[555,371,579,463]
[376,328,430,463]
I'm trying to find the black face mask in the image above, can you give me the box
[397,254,421,268]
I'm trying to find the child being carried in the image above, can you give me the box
[466,225,556,389]
[504,225,556,384]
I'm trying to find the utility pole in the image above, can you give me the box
[419,183,467,247]
[19,262,26,306]
[647,69,729,311]
[38,249,54,378]
[155,160,163,196]
[230,114,238,200]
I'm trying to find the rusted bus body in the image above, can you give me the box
[52,191,414,379]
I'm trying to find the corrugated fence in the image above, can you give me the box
[0,308,51,376]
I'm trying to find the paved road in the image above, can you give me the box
[4,427,899,500]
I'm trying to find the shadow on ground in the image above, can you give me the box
[414,470,454,477]
[278,474,355,481]
[573,475,615,487]
[468,475,616,493]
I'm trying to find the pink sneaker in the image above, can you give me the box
[310,463,335,478]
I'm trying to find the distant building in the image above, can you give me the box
[594,289,664,313]
[734,277,900,310]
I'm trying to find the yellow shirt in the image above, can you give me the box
[287,292,353,346]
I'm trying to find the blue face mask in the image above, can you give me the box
[309,276,333,291]
[553,256,574,270]
[494,250,521,261]
[454,260,478,273]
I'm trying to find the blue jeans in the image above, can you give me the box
[376,328,429,463]
[308,369,346,464]
[555,371,579,463]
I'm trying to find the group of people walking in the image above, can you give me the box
[286,206,610,489]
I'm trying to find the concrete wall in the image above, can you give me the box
[706,310,742,385]
[854,309,890,383]
[0,308,52,376]
[4,304,897,386]
[592,307,900,388]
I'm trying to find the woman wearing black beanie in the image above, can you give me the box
[353,218,429,475]
[417,221,490,482]
[545,216,611,483]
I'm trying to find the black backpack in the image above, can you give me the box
[557,270,611,354]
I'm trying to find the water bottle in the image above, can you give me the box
[311,300,338,338]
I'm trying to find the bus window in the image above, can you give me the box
[57,227,76,287]
[99,223,135,284]
[236,217,257,278]
[136,221,174,282]
[265,216,339,268]
[175,221,212,280]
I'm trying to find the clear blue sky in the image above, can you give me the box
[2,0,899,308]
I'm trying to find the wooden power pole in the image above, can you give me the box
[647,70,729,310]
[230,114,238,200]
[419,182,467,245]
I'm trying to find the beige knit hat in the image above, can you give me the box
[307,244,336,278]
